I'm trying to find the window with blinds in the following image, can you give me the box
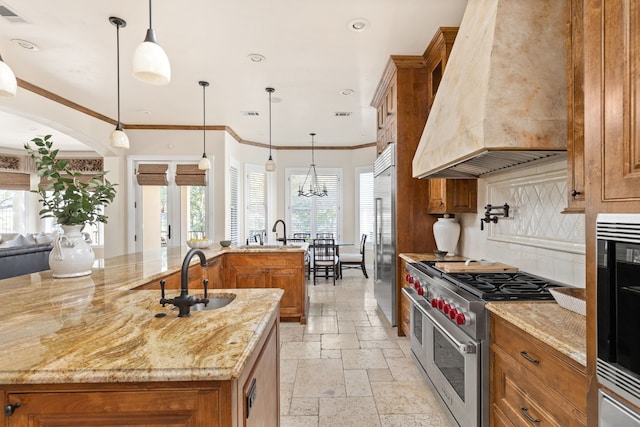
[136,164,169,186]
[287,168,341,238]
[245,166,267,241]
[358,169,374,243]
[229,164,239,245]
[175,164,206,186]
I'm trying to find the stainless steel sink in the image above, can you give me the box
[191,294,236,311]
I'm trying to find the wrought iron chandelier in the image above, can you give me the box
[298,133,328,197]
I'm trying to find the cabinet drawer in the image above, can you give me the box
[492,351,586,426]
[491,316,586,414]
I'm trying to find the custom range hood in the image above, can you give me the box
[413,0,567,179]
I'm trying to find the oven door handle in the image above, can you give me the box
[418,302,478,354]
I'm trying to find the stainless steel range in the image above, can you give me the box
[402,261,563,427]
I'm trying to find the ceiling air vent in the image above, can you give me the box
[241,111,260,117]
[0,4,27,23]
[334,112,352,117]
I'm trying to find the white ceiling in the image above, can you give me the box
[0,0,467,152]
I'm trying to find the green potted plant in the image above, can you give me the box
[25,135,117,278]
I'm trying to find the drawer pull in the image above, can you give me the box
[520,407,540,423]
[520,351,540,364]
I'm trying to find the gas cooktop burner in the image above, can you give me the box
[444,271,563,301]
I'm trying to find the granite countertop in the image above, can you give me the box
[486,302,586,367]
[399,253,468,263]
[0,246,284,385]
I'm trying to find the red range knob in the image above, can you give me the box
[417,287,424,296]
[405,273,410,282]
[437,299,445,310]
[431,298,439,308]
[408,276,414,284]
[455,313,466,325]
[449,308,458,320]
[443,303,451,315]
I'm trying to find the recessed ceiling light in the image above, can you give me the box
[347,18,369,32]
[241,111,260,117]
[340,89,355,96]
[11,39,39,51]
[247,53,266,63]
[334,112,352,117]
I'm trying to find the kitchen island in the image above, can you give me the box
[0,248,284,426]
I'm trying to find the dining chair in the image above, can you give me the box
[312,238,339,285]
[339,234,368,278]
[316,233,334,238]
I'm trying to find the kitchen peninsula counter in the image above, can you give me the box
[0,247,284,426]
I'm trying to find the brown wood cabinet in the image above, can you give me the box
[0,314,279,427]
[584,0,640,423]
[131,263,206,291]
[207,255,224,288]
[563,0,585,214]
[490,314,587,426]
[225,252,307,324]
[398,257,411,337]
[427,178,477,214]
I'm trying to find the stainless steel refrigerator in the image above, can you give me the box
[374,144,396,326]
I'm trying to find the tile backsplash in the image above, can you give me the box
[455,159,586,287]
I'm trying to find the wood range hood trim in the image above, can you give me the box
[412,0,568,179]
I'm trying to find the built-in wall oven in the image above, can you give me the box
[597,213,640,418]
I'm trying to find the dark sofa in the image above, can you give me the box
[0,244,53,280]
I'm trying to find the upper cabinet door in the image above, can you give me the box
[587,0,640,202]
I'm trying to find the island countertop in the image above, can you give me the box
[0,247,284,385]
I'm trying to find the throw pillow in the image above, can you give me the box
[34,231,54,245]
[0,234,31,248]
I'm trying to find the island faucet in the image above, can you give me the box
[272,219,287,245]
[159,248,209,317]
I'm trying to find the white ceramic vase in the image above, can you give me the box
[433,215,460,256]
[49,224,95,278]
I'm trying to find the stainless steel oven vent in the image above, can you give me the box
[597,359,640,408]
[596,213,640,243]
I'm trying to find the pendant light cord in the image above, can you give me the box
[268,90,272,157]
[202,83,206,153]
[115,22,122,126]
[148,0,153,29]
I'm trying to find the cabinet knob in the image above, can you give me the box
[4,402,21,416]
[570,189,581,198]
[439,201,445,207]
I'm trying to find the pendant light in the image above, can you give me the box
[298,133,328,197]
[132,0,171,85]
[0,53,17,97]
[198,80,211,171]
[265,87,276,172]
[109,17,129,149]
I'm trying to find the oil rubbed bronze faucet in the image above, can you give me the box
[159,248,209,317]
[272,219,287,245]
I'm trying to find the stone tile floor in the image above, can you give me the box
[279,270,454,427]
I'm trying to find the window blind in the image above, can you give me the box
[136,164,168,186]
[246,169,267,240]
[359,171,374,242]
[0,172,30,191]
[230,165,239,245]
[175,164,206,186]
